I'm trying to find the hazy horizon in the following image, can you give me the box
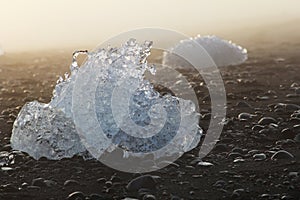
[1,0,300,52]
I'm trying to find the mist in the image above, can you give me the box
[0,0,300,52]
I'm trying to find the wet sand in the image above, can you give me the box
[0,43,299,199]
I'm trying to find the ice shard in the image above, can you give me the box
[163,35,248,69]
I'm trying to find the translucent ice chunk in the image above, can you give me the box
[11,101,87,160]
[163,35,248,69]
[11,39,201,161]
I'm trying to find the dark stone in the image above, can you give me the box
[143,194,156,200]
[256,96,270,100]
[291,112,300,119]
[32,178,47,187]
[89,193,105,200]
[228,152,243,159]
[201,113,211,120]
[252,125,265,131]
[126,175,158,192]
[238,113,255,121]
[170,195,181,200]
[258,117,277,125]
[26,186,41,191]
[66,191,85,200]
[213,180,227,188]
[293,124,300,132]
[231,147,246,154]
[110,175,121,182]
[280,128,295,139]
[64,180,80,187]
[105,181,113,188]
[271,150,294,160]
[236,101,252,108]
[285,104,300,111]
[253,153,266,161]
[232,189,245,199]
[294,133,300,142]
[44,180,57,187]
[97,178,106,184]
[0,184,18,192]
[213,144,228,153]
[286,94,300,98]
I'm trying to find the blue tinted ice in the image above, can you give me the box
[11,39,201,160]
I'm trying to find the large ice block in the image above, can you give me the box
[11,39,201,161]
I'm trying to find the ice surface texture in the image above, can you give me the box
[163,35,248,69]
[11,101,87,160]
[11,39,201,160]
[72,39,201,159]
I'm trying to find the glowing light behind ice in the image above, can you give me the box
[0,46,3,56]
[163,35,248,69]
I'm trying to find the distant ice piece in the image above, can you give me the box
[163,35,248,69]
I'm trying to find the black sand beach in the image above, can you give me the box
[0,42,299,199]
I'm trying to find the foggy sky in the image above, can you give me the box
[0,0,299,52]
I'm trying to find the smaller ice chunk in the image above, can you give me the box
[163,35,248,69]
[11,101,87,160]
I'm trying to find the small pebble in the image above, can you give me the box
[213,180,227,188]
[32,178,47,187]
[26,185,41,191]
[89,193,104,200]
[258,117,277,125]
[228,152,242,159]
[143,194,156,200]
[252,125,264,131]
[253,153,266,161]
[126,175,158,192]
[232,188,245,198]
[233,158,245,163]
[294,133,300,142]
[66,191,85,200]
[271,150,294,160]
[213,144,228,153]
[238,112,255,121]
[286,94,300,98]
[1,167,13,171]
[280,128,295,139]
[64,179,80,187]
[236,101,252,108]
[256,96,270,100]
[197,161,214,167]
